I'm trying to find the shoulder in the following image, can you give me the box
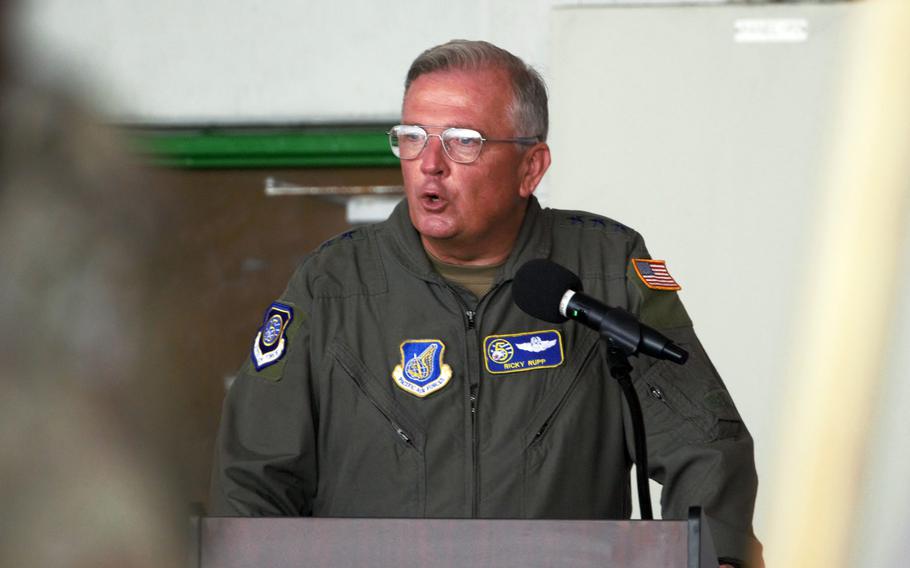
[286,223,389,301]
[545,207,637,238]
[537,206,689,328]
[541,206,645,279]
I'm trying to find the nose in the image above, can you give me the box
[419,134,449,176]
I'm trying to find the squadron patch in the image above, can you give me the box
[392,339,453,397]
[251,302,294,371]
[632,259,681,291]
[484,330,564,374]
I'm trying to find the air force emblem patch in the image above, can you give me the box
[251,302,294,371]
[484,330,564,374]
[392,339,453,397]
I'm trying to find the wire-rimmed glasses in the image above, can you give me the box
[388,124,540,164]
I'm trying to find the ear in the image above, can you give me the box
[518,142,552,199]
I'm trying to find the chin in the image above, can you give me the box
[412,214,457,241]
[417,225,458,242]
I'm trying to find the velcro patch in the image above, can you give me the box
[484,330,564,374]
[392,339,453,398]
[632,259,681,291]
[251,302,294,371]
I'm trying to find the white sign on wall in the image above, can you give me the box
[734,19,809,44]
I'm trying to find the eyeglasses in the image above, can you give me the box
[388,124,540,164]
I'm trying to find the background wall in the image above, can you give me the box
[13,0,553,124]
[547,0,856,533]
[12,1,908,565]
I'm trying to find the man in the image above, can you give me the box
[211,40,762,567]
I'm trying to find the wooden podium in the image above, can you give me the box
[190,507,716,568]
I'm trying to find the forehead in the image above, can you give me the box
[402,67,513,131]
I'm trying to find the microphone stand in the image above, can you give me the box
[606,345,653,520]
[598,309,654,520]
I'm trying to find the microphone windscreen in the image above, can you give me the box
[513,259,583,323]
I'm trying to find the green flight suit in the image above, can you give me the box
[210,197,761,565]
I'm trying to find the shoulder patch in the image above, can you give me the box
[484,330,564,374]
[627,261,691,329]
[248,301,303,380]
[631,258,681,291]
[251,302,294,370]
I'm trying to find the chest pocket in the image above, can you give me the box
[521,331,601,449]
[637,357,744,445]
[518,331,634,519]
[314,341,427,517]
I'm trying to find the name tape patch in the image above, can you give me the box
[392,339,453,397]
[251,302,294,370]
[484,330,564,375]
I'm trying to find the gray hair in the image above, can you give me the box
[404,39,549,142]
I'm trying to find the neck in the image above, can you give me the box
[421,236,514,267]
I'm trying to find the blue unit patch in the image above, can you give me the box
[392,339,453,397]
[251,302,294,370]
[484,330,564,374]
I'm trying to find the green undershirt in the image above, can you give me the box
[428,253,503,300]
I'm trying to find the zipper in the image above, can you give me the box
[360,391,415,450]
[532,419,550,443]
[443,279,508,516]
[647,384,664,401]
[366,395,415,450]
[443,285,482,516]
[525,334,600,450]
[332,344,418,451]
[645,380,710,438]
[395,426,412,446]
[470,383,479,515]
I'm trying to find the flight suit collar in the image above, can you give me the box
[498,196,551,284]
[383,196,552,286]
[384,198,438,281]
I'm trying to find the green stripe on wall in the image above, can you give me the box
[131,130,399,169]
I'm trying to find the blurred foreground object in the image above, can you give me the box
[766,0,910,566]
[0,79,186,566]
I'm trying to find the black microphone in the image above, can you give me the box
[513,259,688,365]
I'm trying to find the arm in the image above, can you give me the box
[209,268,318,516]
[623,237,763,567]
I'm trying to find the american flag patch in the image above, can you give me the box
[632,259,681,291]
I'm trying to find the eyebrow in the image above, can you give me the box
[415,124,467,128]
[410,124,480,132]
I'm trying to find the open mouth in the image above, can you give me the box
[418,185,446,209]
[422,190,443,204]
